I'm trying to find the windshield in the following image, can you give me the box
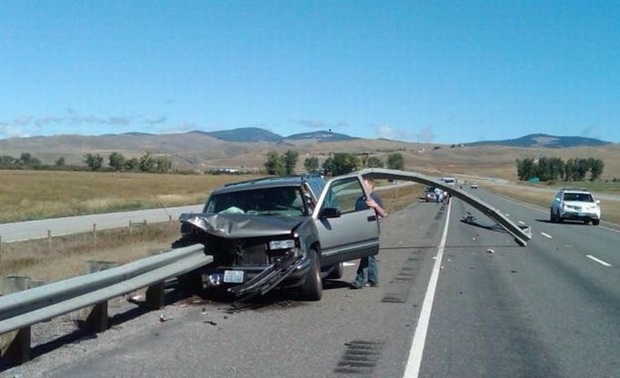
[204,187,309,216]
[564,193,594,202]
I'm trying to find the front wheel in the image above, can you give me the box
[300,249,322,301]
[592,219,600,226]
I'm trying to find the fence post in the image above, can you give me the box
[92,223,97,250]
[47,229,52,254]
[79,261,117,333]
[1,276,33,366]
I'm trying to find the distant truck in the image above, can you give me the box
[442,177,457,186]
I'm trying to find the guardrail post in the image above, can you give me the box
[80,261,118,332]
[1,276,32,366]
[145,282,166,309]
[145,249,166,309]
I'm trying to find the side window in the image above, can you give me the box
[322,177,365,214]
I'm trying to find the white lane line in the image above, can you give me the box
[586,255,612,267]
[403,198,452,378]
[540,232,553,239]
[343,262,356,267]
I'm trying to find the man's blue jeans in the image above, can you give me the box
[354,254,378,286]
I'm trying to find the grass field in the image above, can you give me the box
[0,170,263,223]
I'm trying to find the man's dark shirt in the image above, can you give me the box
[355,192,384,214]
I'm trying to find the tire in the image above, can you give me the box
[593,219,600,226]
[300,249,322,301]
[326,262,344,279]
[550,210,556,223]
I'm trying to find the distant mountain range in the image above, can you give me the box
[0,128,614,171]
[161,128,610,148]
[464,133,611,148]
[193,129,610,148]
[190,127,358,143]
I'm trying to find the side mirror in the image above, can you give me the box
[319,207,341,219]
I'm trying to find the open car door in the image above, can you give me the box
[313,174,381,266]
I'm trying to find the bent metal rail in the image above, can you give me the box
[356,168,532,246]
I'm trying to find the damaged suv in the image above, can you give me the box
[173,173,381,301]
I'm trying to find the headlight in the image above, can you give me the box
[269,239,296,250]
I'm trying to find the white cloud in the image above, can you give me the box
[415,126,435,143]
[2,109,170,137]
[375,124,396,140]
[0,122,30,138]
[290,119,349,131]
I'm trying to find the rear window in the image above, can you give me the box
[563,192,594,202]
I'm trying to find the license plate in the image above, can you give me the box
[223,270,244,283]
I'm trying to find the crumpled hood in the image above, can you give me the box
[180,213,303,238]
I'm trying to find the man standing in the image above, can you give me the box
[352,176,387,289]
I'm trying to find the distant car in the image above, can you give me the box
[424,186,446,203]
[550,188,601,225]
[443,177,456,186]
[470,183,478,189]
[424,187,437,202]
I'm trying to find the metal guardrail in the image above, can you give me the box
[0,243,211,334]
[0,244,212,364]
[357,168,533,246]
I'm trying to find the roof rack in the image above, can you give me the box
[222,173,322,188]
[559,187,590,192]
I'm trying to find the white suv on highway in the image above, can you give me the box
[550,188,601,225]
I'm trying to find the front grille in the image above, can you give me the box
[235,240,269,266]
[204,234,269,266]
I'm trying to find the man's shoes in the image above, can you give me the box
[351,281,378,289]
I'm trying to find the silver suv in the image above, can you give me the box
[173,173,381,301]
[550,188,601,225]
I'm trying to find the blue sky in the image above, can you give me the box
[1,1,619,144]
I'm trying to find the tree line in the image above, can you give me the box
[516,156,604,182]
[263,150,405,176]
[1,151,172,173]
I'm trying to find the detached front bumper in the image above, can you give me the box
[203,255,311,298]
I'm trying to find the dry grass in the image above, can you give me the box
[0,221,181,292]
[0,171,262,223]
